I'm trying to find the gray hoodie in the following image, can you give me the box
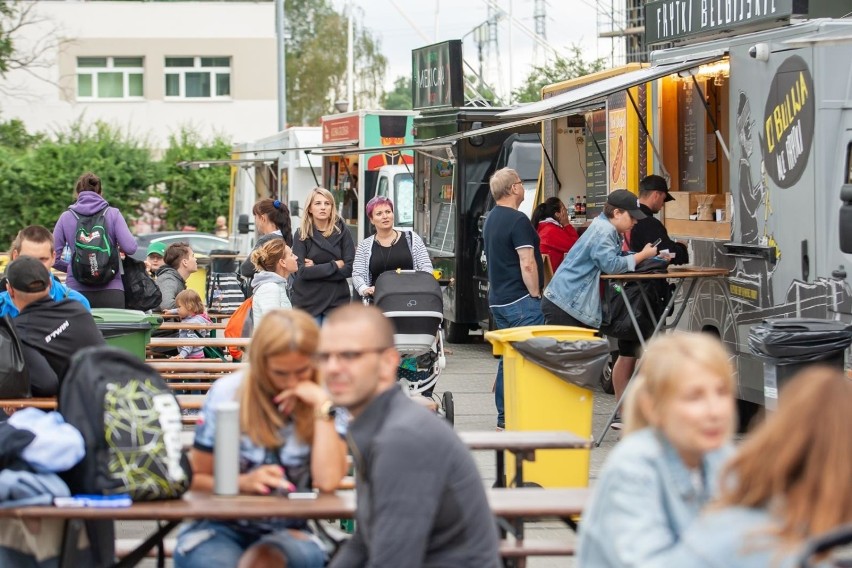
[251,271,291,325]
[155,266,185,311]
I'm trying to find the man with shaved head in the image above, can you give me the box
[322,305,499,568]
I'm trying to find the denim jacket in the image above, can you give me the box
[577,428,733,568]
[661,506,805,568]
[544,213,635,328]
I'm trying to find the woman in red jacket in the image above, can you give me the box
[531,197,579,271]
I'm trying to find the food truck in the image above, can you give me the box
[318,110,417,241]
[231,127,323,253]
[491,2,851,418]
[409,41,544,342]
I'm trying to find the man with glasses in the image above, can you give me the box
[482,167,545,430]
[322,304,500,568]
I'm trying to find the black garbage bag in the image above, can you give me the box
[511,338,610,390]
[748,318,852,361]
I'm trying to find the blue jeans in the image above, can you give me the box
[490,295,545,428]
[174,520,326,568]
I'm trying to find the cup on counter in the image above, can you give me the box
[715,209,725,222]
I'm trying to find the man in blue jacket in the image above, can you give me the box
[0,226,90,317]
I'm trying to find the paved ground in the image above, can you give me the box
[123,331,620,567]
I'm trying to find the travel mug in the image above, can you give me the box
[214,401,240,496]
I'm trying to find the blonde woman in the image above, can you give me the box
[250,238,298,325]
[175,309,348,568]
[667,367,852,567]
[290,188,355,324]
[577,333,736,567]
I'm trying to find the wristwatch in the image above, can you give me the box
[314,400,336,421]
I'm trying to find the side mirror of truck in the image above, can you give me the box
[237,214,251,235]
[840,185,852,253]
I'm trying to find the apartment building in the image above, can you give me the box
[1,1,277,149]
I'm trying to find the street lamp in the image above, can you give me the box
[334,100,350,113]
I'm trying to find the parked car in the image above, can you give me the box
[130,232,231,262]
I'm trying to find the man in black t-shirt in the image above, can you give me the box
[482,167,545,430]
[6,256,105,396]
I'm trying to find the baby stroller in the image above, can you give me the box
[372,270,452,424]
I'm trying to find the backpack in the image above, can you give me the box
[70,207,120,285]
[599,258,672,341]
[0,314,29,399]
[224,296,253,360]
[59,346,192,501]
[121,255,162,312]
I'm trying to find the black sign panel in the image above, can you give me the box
[759,55,814,189]
[412,40,464,110]
[678,79,706,191]
[644,0,794,45]
[585,110,608,216]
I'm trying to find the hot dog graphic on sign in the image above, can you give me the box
[608,108,627,189]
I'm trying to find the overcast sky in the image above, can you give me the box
[331,0,605,100]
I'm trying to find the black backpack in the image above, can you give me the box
[122,255,163,312]
[59,346,191,500]
[70,207,120,285]
[600,259,672,341]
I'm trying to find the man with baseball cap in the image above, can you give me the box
[6,256,104,396]
[608,175,691,425]
[542,189,657,328]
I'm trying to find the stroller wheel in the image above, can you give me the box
[442,391,454,425]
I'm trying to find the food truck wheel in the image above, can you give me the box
[445,320,471,344]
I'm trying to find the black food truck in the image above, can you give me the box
[410,41,543,343]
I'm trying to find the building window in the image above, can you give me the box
[164,56,231,99]
[77,57,144,100]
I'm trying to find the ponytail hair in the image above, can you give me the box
[531,197,564,227]
[252,198,292,246]
[250,237,286,272]
[623,333,735,435]
[75,172,102,196]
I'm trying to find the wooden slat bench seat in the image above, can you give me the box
[499,539,575,557]
[148,337,250,348]
[149,362,244,373]
[158,322,227,331]
[0,395,205,423]
[159,373,229,380]
[166,383,214,391]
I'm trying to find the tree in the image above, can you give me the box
[512,46,607,104]
[0,120,161,246]
[0,1,64,97]
[284,0,387,125]
[160,128,232,232]
[381,76,412,110]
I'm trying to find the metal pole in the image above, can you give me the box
[275,0,286,131]
[347,2,354,110]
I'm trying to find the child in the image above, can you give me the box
[169,289,213,359]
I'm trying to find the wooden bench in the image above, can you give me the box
[148,337,250,348]
[158,322,227,331]
[0,395,205,423]
[148,362,244,373]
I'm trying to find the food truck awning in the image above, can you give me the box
[783,27,852,47]
[307,141,454,157]
[499,52,725,119]
[401,52,726,148]
[176,158,277,169]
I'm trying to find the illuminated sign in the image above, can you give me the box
[412,40,464,109]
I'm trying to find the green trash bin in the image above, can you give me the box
[91,308,163,359]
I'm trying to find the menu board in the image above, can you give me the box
[585,110,608,216]
[430,202,455,253]
[677,80,706,191]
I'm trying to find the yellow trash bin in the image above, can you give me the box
[485,325,600,488]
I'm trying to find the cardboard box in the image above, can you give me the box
[664,191,692,220]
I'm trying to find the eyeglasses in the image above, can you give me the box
[313,347,392,365]
[512,181,524,188]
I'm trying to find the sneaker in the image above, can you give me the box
[495,426,504,432]
[610,414,623,431]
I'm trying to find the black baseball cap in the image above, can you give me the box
[639,174,675,202]
[6,255,51,293]
[607,190,647,220]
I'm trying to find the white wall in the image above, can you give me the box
[0,1,278,149]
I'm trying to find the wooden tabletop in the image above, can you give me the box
[0,491,356,521]
[148,362,244,373]
[601,267,730,281]
[158,322,227,331]
[459,431,591,451]
[0,488,589,521]
[148,337,250,348]
[0,395,204,411]
[488,488,589,518]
